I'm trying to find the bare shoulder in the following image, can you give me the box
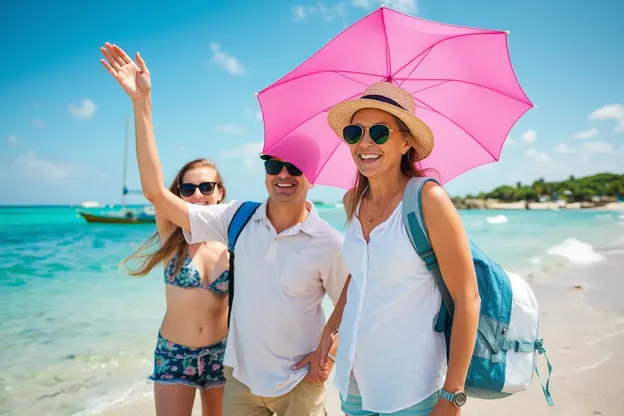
[420,181,459,224]
[421,181,452,208]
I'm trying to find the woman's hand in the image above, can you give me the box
[100,42,151,100]
[292,325,338,383]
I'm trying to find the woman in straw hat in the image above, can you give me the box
[316,82,480,415]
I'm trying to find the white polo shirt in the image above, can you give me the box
[184,199,348,397]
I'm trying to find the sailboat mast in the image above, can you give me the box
[121,116,130,209]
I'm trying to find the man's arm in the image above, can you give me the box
[321,249,350,305]
[183,201,242,246]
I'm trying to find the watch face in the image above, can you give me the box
[454,392,467,407]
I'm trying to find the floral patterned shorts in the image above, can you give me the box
[148,332,227,389]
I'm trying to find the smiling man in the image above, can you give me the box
[182,152,349,416]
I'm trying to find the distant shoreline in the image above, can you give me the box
[2,201,624,211]
[452,200,624,211]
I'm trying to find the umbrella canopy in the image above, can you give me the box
[257,6,533,189]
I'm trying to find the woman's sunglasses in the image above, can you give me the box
[342,123,402,145]
[178,182,218,197]
[264,160,303,176]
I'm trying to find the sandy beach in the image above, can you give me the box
[94,251,624,416]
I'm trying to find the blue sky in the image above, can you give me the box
[1,0,622,205]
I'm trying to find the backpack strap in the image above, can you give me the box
[402,177,454,332]
[226,201,261,328]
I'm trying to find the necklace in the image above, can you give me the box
[366,185,403,223]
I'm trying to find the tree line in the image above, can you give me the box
[461,173,624,202]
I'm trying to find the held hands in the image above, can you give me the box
[291,325,338,383]
[100,42,151,100]
[292,350,332,383]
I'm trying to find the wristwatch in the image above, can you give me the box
[440,389,467,407]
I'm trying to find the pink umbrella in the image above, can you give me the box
[256,6,533,189]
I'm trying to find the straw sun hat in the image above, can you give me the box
[327,82,434,161]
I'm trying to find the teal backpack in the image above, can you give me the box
[402,177,554,406]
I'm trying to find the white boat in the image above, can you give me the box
[78,117,155,224]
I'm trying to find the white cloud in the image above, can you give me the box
[216,124,245,134]
[210,43,244,76]
[352,0,371,8]
[522,129,537,144]
[589,104,624,132]
[553,141,615,155]
[554,143,571,154]
[68,98,97,120]
[221,142,263,172]
[31,118,45,128]
[352,0,418,14]
[14,151,83,183]
[503,135,517,147]
[292,2,348,21]
[7,134,19,144]
[526,148,551,163]
[572,127,599,140]
[293,5,307,19]
[583,141,614,154]
[382,0,418,13]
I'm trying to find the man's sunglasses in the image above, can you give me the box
[264,160,303,176]
[178,182,218,197]
[342,123,402,145]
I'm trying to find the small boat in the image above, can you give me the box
[79,208,155,224]
[78,117,156,224]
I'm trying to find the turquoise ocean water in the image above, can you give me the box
[1,204,623,415]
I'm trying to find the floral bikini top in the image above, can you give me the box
[164,253,229,296]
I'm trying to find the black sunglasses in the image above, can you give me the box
[178,182,218,197]
[264,160,303,176]
[343,123,403,145]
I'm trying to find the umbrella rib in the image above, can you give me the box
[391,31,502,79]
[336,72,375,87]
[260,70,382,93]
[265,90,365,155]
[397,48,432,88]
[403,77,531,106]
[410,80,450,95]
[380,7,392,78]
[412,96,498,161]
[414,102,435,112]
[311,137,344,185]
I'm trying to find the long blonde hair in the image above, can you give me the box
[345,115,437,222]
[120,159,227,277]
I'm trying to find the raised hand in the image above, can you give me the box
[100,42,150,100]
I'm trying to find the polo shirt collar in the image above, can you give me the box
[252,199,322,237]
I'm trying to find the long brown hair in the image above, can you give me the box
[345,115,437,222]
[120,159,227,277]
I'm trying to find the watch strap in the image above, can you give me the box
[439,389,456,403]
